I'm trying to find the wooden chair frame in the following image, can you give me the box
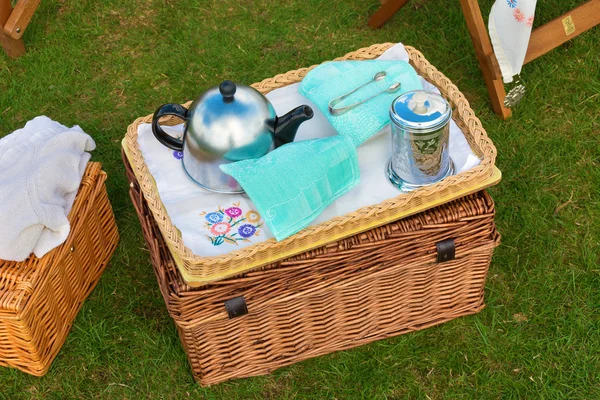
[369,0,600,119]
[0,0,41,58]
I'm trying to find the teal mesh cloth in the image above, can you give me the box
[299,60,423,147]
[220,135,359,241]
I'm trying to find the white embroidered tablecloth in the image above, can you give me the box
[136,43,481,257]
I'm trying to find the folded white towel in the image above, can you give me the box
[0,116,96,261]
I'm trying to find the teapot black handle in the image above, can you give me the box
[152,103,188,151]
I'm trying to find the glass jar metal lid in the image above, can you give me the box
[390,90,451,133]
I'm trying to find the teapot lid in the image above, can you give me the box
[390,90,451,133]
[186,80,276,156]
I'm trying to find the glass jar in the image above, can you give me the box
[387,90,454,191]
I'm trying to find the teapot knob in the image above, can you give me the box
[219,80,236,102]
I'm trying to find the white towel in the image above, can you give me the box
[489,0,537,83]
[0,116,96,261]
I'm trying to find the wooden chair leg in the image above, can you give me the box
[4,0,42,40]
[459,0,511,119]
[368,0,411,29]
[0,0,26,58]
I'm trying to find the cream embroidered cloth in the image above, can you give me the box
[136,43,481,257]
[489,0,537,83]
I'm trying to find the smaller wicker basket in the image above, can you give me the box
[124,43,499,286]
[0,162,119,376]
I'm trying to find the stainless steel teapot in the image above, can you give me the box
[152,80,314,193]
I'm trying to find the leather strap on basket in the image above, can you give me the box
[224,296,248,319]
[436,238,455,263]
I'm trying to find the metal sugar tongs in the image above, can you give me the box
[328,71,402,116]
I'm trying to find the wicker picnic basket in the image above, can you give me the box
[0,162,119,376]
[124,43,499,286]
[125,152,500,386]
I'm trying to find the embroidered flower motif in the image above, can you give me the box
[210,222,231,235]
[238,224,257,238]
[205,212,223,224]
[167,135,184,159]
[513,8,525,22]
[245,210,260,223]
[224,207,242,218]
[200,203,263,246]
[506,0,517,8]
[526,15,534,27]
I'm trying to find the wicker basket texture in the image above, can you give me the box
[125,153,499,386]
[0,163,119,376]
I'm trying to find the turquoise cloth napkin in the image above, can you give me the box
[220,135,359,241]
[299,60,423,147]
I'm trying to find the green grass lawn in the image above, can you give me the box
[1,0,599,398]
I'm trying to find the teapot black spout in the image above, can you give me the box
[273,105,314,148]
